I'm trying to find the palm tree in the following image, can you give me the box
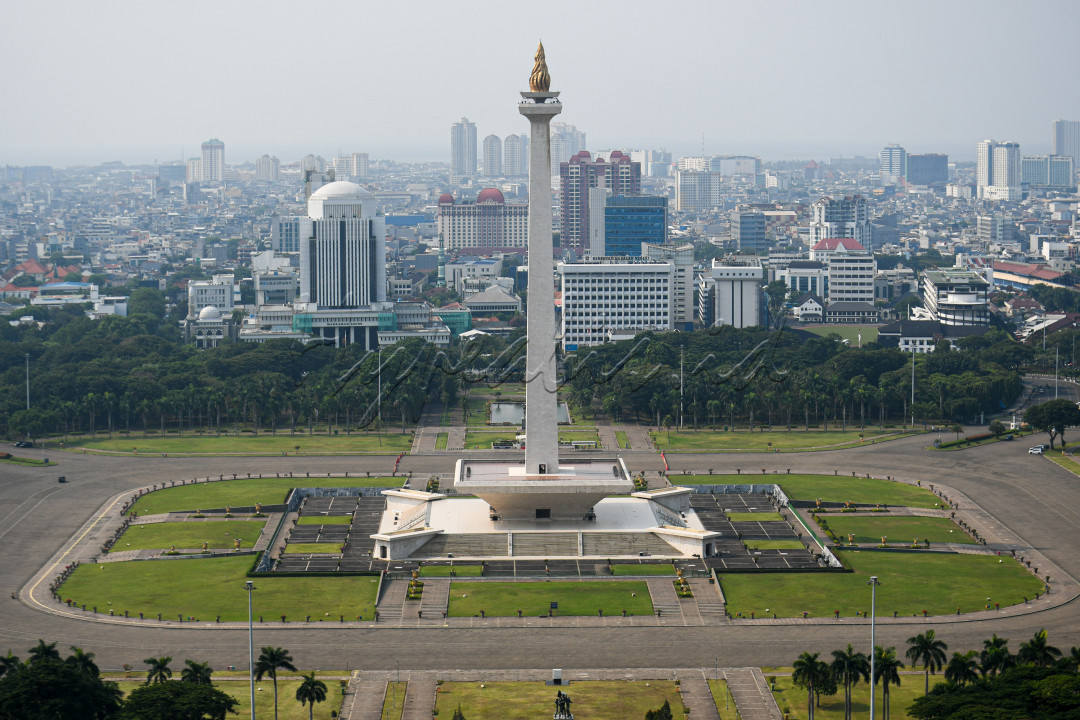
[180,659,213,685]
[66,646,99,678]
[979,634,1016,677]
[143,655,173,684]
[295,671,328,720]
[792,651,829,720]
[254,646,297,720]
[905,629,948,695]
[1018,627,1062,667]
[873,646,904,720]
[830,644,870,720]
[28,640,61,664]
[0,651,20,678]
[944,650,979,687]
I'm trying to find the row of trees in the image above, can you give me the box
[0,641,327,720]
[792,628,1078,720]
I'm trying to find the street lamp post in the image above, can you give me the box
[868,575,880,720]
[25,353,30,410]
[244,580,256,720]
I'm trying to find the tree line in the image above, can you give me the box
[791,628,1079,720]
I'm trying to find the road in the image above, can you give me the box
[3,422,1080,672]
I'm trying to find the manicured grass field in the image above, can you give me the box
[112,520,267,552]
[615,430,630,449]
[60,555,379,621]
[770,671,938,720]
[464,431,519,449]
[820,516,973,545]
[296,515,352,525]
[435,680,685,720]
[610,563,675,576]
[560,430,602,447]
[381,681,406,720]
[282,543,341,554]
[727,512,784,522]
[674,474,942,508]
[447,581,653,617]
[435,433,448,450]
[707,679,739,720]
[419,564,484,577]
[719,549,1043,618]
[801,324,880,345]
[126,477,402,516]
[52,432,412,455]
[744,540,806,550]
[651,428,913,451]
[466,383,526,396]
[115,678,342,720]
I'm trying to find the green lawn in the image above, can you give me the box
[610,563,675,576]
[466,383,525,396]
[560,430,601,447]
[802,324,880,345]
[744,540,806,550]
[381,681,406,720]
[727,512,784,522]
[435,680,685,720]
[674,474,942,508]
[419,565,484,577]
[282,543,342,554]
[651,428,913,451]
[115,678,342,720]
[50,432,412,455]
[615,430,630,449]
[296,515,352,525]
[60,555,379,621]
[447,581,653,617]
[770,671,938,720]
[719,549,1043,618]
[464,431,520,449]
[126,477,402,516]
[435,433,448,450]
[707,679,739,720]
[112,521,267,552]
[820,516,974,545]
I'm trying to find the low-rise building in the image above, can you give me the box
[560,258,673,350]
[922,269,990,326]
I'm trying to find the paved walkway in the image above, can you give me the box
[680,675,721,720]
[341,676,386,720]
[723,667,783,720]
[401,677,436,720]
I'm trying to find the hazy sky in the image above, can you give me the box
[3,0,1079,167]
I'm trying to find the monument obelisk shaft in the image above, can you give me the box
[519,42,562,476]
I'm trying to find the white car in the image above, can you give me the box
[1028,446,1045,455]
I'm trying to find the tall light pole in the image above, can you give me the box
[868,575,881,720]
[910,348,915,427]
[244,581,256,720]
[377,347,382,423]
[25,353,30,410]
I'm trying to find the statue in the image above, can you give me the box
[554,690,573,718]
[530,41,551,92]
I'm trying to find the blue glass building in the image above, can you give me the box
[603,195,667,256]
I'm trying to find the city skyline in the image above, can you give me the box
[2,1,1080,166]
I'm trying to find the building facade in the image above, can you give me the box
[587,193,667,257]
[642,242,694,331]
[450,117,477,181]
[559,151,641,254]
[674,170,723,212]
[200,139,224,183]
[503,134,528,176]
[906,154,948,185]
[482,134,502,177]
[697,259,764,329]
[922,269,990,326]
[559,258,673,350]
[437,188,528,253]
[1021,155,1075,189]
[731,208,767,253]
[1052,119,1080,168]
[879,144,906,185]
[809,196,871,246]
[977,139,1022,201]
[255,154,281,181]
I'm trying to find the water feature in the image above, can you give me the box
[489,402,570,425]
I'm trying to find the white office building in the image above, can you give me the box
[674,170,724,212]
[809,196,871,246]
[697,259,764,329]
[559,259,673,350]
[1053,119,1080,168]
[922,269,990,326]
[187,274,237,319]
[482,134,502,177]
[201,139,224,183]
[880,144,906,185]
[503,134,528,177]
[255,155,281,181]
[450,117,477,180]
[977,139,1022,201]
[642,242,695,331]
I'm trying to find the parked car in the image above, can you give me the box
[1029,446,1045,455]
[14,441,33,448]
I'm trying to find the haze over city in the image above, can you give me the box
[3,0,1080,166]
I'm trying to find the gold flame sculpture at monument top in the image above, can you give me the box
[529,41,550,92]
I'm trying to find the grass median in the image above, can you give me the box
[819,516,973,545]
[447,580,652,617]
[112,520,267,552]
[435,680,685,720]
[50,432,412,455]
[650,428,915,452]
[672,474,941,508]
[60,555,378,621]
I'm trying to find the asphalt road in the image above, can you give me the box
[3,427,1080,672]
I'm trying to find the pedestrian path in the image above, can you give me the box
[680,675,721,720]
[340,675,386,720]
[376,578,407,623]
[401,677,436,720]
[723,667,782,720]
[646,576,685,624]
[419,577,450,619]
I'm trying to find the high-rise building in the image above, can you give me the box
[730,208,767,253]
[450,117,477,181]
[482,134,502,177]
[200,138,224,183]
[300,154,326,173]
[879,144,906,185]
[270,216,301,253]
[642,242,694,330]
[503,134,528,176]
[585,192,667,257]
[560,258,673,349]
[549,122,586,165]
[1021,155,1075,189]
[350,152,369,179]
[906,154,948,185]
[976,139,1021,201]
[559,151,641,254]
[185,158,202,183]
[697,258,764,329]
[809,196,870,246]
[255,155,281,182]
[437,188,528,253]
[674,170,724,211]
[1052,119,1080,167]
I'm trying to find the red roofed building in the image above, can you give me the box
[437,188,528,254]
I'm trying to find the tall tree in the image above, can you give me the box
[254,646,297,720]
[143,656,172,685]
[27,640,61,664]
[944,650,979,687]
[831,644,870,720]
[119,680,238,720]
[180,659,213,685]
[873,646,904,720]
[1024,398,1080,449]
[0,656,122,719]
[66,646,100,679]
[905,630,948,695]
[980,634,1016,677]
[295,672,328,720]
[1018,628,1062,667]
[793,651,830,720]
